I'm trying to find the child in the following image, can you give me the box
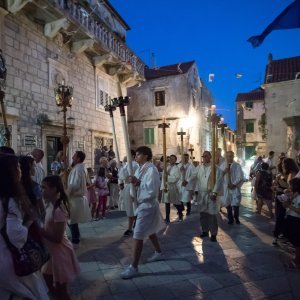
[95,167,109,219]
[86,167,98,220]
[40,175,80,299]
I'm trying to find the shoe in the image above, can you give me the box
[235,219,240,224]
[278,234,285,239]
[120,265,139,279]
[147,251,164,263]
[228,220,234,225]
[72,243,80,249]
[272,238,278,246]
[177,218,183,222]
[210,235,217,242]
[165,219,170,224]
[200,232,208,238]
[123,229,133,237]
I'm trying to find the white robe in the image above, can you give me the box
[0,198,49,300]
[32,162,45,185]
[194,164,223,215]
[177,162,195,203]
[118,161,139,217]
[67,163,91,224]
[133,162,165,240]
[219,161,244,207]
[160,164,181,205]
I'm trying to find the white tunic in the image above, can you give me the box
[177,162,196,203]
[194,164,223,215]
[161,164,181,205]
[118,161,139,216]
[133,162,165,240]
[219,161,244,207]
[0,198,49,300]
[67,163,91,224]
[32,162,45,185]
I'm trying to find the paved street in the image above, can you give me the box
[70,184,300,300]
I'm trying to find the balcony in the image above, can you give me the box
[5,0,144,85]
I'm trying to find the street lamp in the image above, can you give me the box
[0,49,11,146]
[54,81,73,187]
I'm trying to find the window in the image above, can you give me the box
[97,89,109,109]
[245,146,256,160]
[246,122,254,133]
[155,91,165,106]
[0,125,12,146]
[144,128,155,145]
[245,101,253,109]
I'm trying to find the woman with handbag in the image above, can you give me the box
[40,175,80,299]
[0,153,49,300]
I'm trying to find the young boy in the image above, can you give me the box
[120,146,165,279]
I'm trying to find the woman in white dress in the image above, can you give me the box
[0,154,49,300]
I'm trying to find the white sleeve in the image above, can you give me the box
[5,198,28,249]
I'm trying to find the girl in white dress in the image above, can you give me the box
[0,154,49,300]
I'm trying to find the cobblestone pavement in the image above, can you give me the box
[70,183,300,299]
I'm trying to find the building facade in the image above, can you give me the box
[0,0,143,172]
[236,88,266,160]
[127,61,214,161]
[262,54,300,157]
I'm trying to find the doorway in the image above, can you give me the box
[46,136,63,175]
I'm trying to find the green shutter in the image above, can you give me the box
[245,146,256,160]
[144,128,155,144]
[246,122,254,133]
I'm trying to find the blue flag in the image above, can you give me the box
[248,0,300,47]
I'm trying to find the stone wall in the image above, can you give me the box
[1,12,126,170]
[263,80,300,157]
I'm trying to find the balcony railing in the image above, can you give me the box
[52,0,144,78]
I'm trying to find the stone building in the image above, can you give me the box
[127,61,214,161]
[236,87,266,160]
[261,54,300,157]
[0,0,143,172]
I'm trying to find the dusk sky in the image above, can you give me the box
[109,0,300,129]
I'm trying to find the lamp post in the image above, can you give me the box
[158,116,170,192]
[54,81,73,187]
[0,50,11,147]
[207,105,221,185]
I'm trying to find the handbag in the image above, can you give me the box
[1,208,49,277]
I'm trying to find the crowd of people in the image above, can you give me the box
[1,144,300,298]
[250,151,300,269]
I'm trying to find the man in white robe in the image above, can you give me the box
[31,148,46,185]
[67,151,91,247]
[161,154,183,223]
[178,154,195,216]
[121,146,165,279]
[220,151,244,224]
[118,150,139,237]
[195,151,223,241]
